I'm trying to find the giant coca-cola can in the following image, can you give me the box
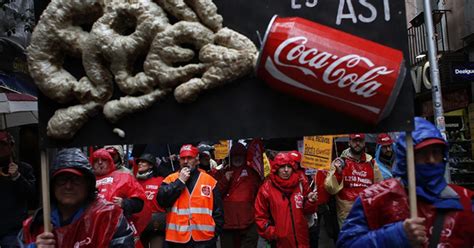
[256,16,406,124]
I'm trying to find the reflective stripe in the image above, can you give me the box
[167,223,190,232]
[170,207,190,215]
[171,207,212,215]
[167,224,215,232]
[190,207,212,215]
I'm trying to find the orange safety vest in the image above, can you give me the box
[163,171,217,243]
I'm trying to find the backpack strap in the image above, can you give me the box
[428,209,448,248]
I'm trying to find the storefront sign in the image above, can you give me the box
[452,63,474,82]
[301,136,333,170]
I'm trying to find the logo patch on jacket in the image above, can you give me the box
[201,185,212,197]
[240,169,248,177]
[294,193,304,209]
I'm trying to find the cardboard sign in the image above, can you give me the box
[301,136,333,170]
[214,140,230,160]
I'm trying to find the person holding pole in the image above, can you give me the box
[337,117,474,247]
[19,148,134,248]
[158,144,224,248]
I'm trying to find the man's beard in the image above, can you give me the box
[350,146,364,155]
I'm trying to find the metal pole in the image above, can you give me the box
[423,0,452,183]
[423,0,446,140]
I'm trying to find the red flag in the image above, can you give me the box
[247,138,264,179]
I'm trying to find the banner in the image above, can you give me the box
[247,138,264,179]
[35,0,414,147]
[214,140,230,160]
[301,136,333,170]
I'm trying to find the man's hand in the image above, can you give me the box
[307,191,318,203]
[179,167,191,183]
[225,171,234,181]
[36,231,56,248]
[112,196,124,208]
[403,217,427,248]
[333,158,344,174]
[8,162,19,178]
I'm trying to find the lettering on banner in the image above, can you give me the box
[291,0,318,9]
[336,0,391,25]
[273,36,393,98]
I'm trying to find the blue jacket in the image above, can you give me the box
[337,117,469,247]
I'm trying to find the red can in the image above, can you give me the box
[256,16,406,124]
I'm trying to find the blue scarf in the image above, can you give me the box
[399,162,462,209]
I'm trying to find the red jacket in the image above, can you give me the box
[255,178,318,248]
[138,176,166,213]
[360,179,474,247]
[22,199,123,247]
[215,166,262,229]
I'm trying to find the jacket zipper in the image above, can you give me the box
[288,197,299,247]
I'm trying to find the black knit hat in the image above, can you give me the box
[136,153,157,166]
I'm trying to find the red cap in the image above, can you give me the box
[415,138,446,150]
[289,150,302,163]
[52,168,84,177]
[180,144,199,158]
[349,133,365,140]
[376,133,393,146]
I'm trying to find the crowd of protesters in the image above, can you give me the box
[1,117,474,247]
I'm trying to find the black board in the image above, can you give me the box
[37,0,414,147]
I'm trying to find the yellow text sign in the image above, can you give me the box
[301,136,333,170]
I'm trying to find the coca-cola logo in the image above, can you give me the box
[265,36,395,113]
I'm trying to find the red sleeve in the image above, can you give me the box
[316,171,330,205]
[254,183,276,241]
[215,168,232,195]
[301,178,318,215]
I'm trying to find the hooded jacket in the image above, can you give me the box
[337,117,474,248]
[91,149,151,234]
[20,148,134,248]
[254,153,317,248]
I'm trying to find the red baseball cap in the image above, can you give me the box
[415,138,446,150]
[376,133,393,146]
[52,168,84,177]
[180,144,199,158]
[349,133,365,140]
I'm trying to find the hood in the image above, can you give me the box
[50,148,97,202]
[104,145,125,165]
[91,148,116,175]
[392,117,448,179]
[392,117,461,209]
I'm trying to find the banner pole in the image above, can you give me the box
[406,132,418,218]
[40,149,52,232]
